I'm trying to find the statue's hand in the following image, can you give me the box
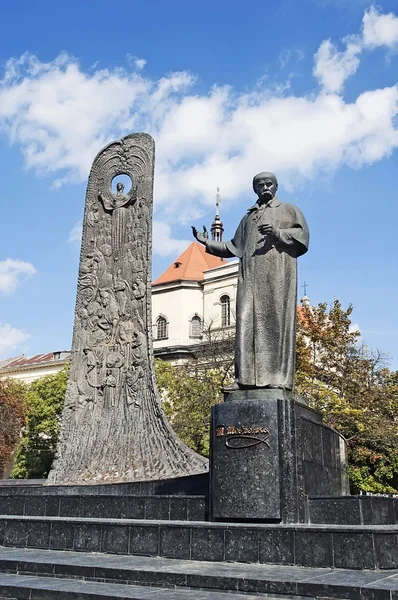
[258,223,280,242]
[191,225,208,245]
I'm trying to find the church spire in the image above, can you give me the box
[211,187,224,241]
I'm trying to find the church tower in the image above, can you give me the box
[210,187,224,242]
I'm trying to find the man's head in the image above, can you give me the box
[116,182,124,193]
[253,172,278,204]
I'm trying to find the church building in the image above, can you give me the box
[152,191,238,361]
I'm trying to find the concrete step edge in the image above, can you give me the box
[0,572,278,599]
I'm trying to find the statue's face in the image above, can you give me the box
[253,172,278,203]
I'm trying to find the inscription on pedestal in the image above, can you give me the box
[216,425,270,449]
[211,399,280,520]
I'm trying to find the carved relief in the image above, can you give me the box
[47,133,208,485]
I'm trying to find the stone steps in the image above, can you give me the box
[0,572,281,599]
[0,515,396,569]
[0,547,397,599]
[0,494,207,521]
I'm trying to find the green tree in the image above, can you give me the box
[155,320,235,457]
[11,368,68,479]
[296,300,398,493]
[0,378,26,477]
[155,359,224,457]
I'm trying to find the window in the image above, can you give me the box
[190,315,202,337]
[156,316,168,340]
[220,295,231,327]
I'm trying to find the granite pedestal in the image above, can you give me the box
[210,389,349,523]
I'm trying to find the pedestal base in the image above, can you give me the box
[210,390,349,523]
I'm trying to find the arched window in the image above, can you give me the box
[156,316,168,340]
[190,315,202,338]
[220,295,231,327]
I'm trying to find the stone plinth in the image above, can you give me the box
[210,389,349,523]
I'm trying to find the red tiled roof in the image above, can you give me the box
[4,353,69,369]
[153,242,226,286]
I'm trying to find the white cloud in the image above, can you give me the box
[0,8,398,237]
[0,323,30,357]
[126,54,147,71]
[313,39,361,93]
[0,259,36,294]
[362,6,398,49]
[314,6,398,93]
[68,220,83,244]
[134,58,147,70]
[152,221,191,257]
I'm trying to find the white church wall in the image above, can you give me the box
[203,261,238,329]
[152,282,203,348]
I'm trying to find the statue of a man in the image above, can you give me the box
[192,172,309,391]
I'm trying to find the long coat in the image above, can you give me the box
[206,197,309,390]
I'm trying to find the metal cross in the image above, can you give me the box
[301,281,309,296]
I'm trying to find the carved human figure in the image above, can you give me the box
[98,289,119,342]
[99,181,136,253]
[125,367,144,410]
[113,268,130,316]
[87,203,99,228]
[192,172,309,391]
[132,278,146,300]
[102,370,117,408]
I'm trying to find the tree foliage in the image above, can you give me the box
[296,300,398,493]
[11,368,68,479]
[0,378,26,476]
[155,321,235,457]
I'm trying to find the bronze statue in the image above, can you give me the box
[192,172,309,391]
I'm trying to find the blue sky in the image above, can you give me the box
[0,0,397,367]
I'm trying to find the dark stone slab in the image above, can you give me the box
[302,418,323,463]
[129,525,159,556]
[160,526,190,559]
[0,474,210,497]
[363,497,397,525]
[169,498,188,521]
[44,496,60,517]
[0,520,5,545]
[101,525,129,555]
[309,496,398,526]
[145,497,170,520]
[27,522,50,549]
[259,528,295,564]
[59,497,80,517]
[23,497,45,517]
[0,497,24,516]
[3,521,28,547]
[55,562,95,579]
[295,530,333,567]
[122,498,145,520]
[49,522,74,550]
[309,498,361,525]
[374,533,398,569]
[333,532,375,569]
[190,527,225,562]
[224,528,259,563]
[73,523,102,552]
[187,497,206,521]
[211,396,281,521]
